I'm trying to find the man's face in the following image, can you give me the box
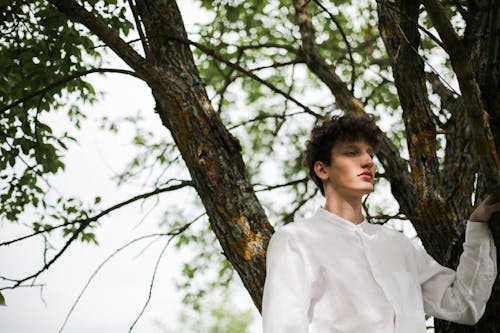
[318,139,376,198]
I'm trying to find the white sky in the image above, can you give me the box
[0,2,261,333]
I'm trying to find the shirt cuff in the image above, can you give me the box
[465,220,491,244]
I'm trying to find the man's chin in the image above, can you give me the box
[360,187,374,195]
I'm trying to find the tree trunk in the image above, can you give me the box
[378,1,500,331]
[434,2,500,332]
[133,0,273,311]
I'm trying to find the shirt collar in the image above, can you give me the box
[315,207,368,231]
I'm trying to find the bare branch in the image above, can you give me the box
[232,42,301,55]
[57,215,200,333]
[127,0,150,58]
[292,0,364,113]
[377,0,445,49]
[248,58,304,72]
[313,0,356,92]
[128,213,204,332]
[254,177,308,192]
[228,111,305,131]
[190,41,322,118]
[426,72,476,205]
[1,180,193,248]
[0,68,139,115]
[426,71,462,113]
[282,189,318,224]
[378,0,441,192]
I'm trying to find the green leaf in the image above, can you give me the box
[0,291,6,306]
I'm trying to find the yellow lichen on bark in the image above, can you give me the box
[230,215,266,261]
[196,144,204,157]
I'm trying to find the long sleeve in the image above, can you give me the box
[262,228,312,333]
[412,222,497,325]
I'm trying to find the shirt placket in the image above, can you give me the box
[354,226,398,327]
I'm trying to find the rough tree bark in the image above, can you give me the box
[378,0,500,332]
[133,0,274,310]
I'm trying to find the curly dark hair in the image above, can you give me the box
[303,113,380,196]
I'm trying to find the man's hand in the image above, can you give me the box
[469,196,500,223]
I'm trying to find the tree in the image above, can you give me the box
[1,1,499,332]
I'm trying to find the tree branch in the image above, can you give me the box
[0,181,194,291]
[228,111,305,131]
[127,0,150,59]
[128,213,203,332]
[0,68,139,115]
[313,0,356,92]
[254,177,308,192]
[57,214,200,333]
[190,40,322,118]
[378,0,441,191]
[232,42,301,55]
[282,189,318,224]
[292,0,416,218]
[377,0,470,262]
[426,72,476,207]
[422,0,500,193]
[292,0,363,113]
[47,0,155,82]
[425,72,462,115]
[248,58,304,72]
[1,180,194,247]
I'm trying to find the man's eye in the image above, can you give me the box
[345,151,357,156]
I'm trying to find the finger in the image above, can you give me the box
[487,202,500,212]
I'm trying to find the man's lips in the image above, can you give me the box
[358,172,373,179]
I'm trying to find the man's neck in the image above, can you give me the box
[323,190,364,225]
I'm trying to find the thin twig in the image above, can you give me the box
[128,237,172,332]
[127,0,150,58]
[129,213,204,332]
[1,181,193,247]
[254,177,308,192]
[228,111,305,131]
[283,188,319,224]
[57,232,175,333]
[313,0,356,92]
[1,68,140,115]
[189,40,322,118]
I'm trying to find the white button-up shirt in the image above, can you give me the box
[262,208,497,333]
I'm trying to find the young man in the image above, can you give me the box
[262,114,499,333]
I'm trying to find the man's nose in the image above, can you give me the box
[361,153,374,167]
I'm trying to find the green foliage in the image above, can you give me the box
[30,195,100,244]
[162,288,255,333]
[0,1,132,234]
[166,207,235,312]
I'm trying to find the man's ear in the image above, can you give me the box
[314,161,330,181]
